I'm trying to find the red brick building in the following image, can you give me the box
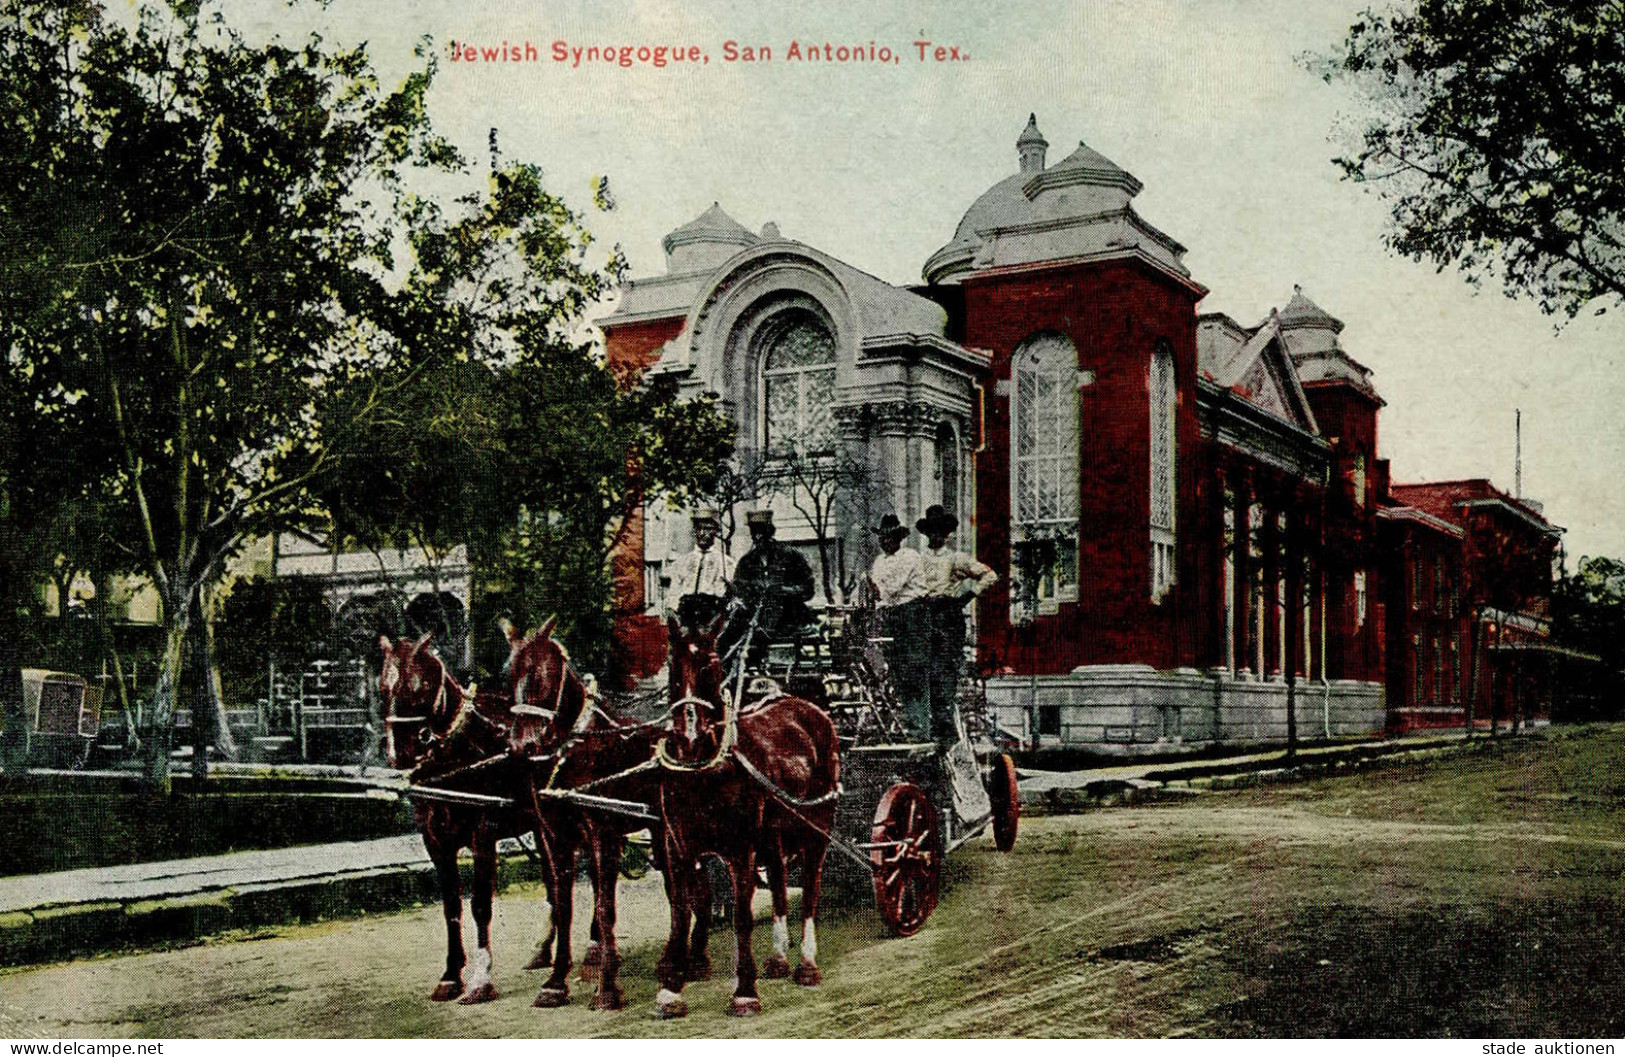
[600,116,1563,749]
[1385,480,1564,731]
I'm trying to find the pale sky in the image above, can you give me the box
[233,0,1625,563]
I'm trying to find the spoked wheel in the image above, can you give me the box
[988,753,1020,853]
[870,782,941,937]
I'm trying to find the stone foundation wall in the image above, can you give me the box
[985,664,1386,753]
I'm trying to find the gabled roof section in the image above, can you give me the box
[1197,312,1318,434]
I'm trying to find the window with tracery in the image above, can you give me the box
[760,313,837,454]
[1149,342,1177,602]
[1011,333,1080,613]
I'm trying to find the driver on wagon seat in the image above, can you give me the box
[720,509,817,667]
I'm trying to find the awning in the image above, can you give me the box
[1487,641,1604,663]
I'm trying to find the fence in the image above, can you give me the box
[163,659,376,764]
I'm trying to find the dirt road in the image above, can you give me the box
[4,725,1625,1038]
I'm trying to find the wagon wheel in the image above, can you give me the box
[988,753,1020,853]
[870,783,941,936]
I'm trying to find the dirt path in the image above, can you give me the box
[4,725,1625,1038]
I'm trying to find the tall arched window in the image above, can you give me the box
[935,420,959,522]
[1011,333,1079,614]
[1149,341,1177,602]
[759,311,837,455]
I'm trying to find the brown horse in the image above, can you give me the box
[502,619,718,1011]
[653,616,840,1018]
[378,632,543,1004]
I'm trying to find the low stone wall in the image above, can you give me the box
[986,665,1386,753]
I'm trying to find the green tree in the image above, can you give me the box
[322,163,733,675]
[0,1,461,790]
[1311,1,1625,318]
[1553,555,1625,717]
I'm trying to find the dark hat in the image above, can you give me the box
[874,513,908,538]
[745,509,775,529]
[916,504,958,534]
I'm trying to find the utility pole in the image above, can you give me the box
[1515,408,1522,500]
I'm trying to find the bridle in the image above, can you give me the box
[511,642,606,736]
[659,632,743,771]
[384,651,457,765]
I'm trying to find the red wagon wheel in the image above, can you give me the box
[988,752,1020,853]
[870,782,941,936]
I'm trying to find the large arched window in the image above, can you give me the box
[1011,333,1079,614]
[1149,340,1177,602]
[758,311,837,455]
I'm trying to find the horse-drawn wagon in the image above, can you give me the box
[748,605,1021,935]
[374,601,1021,1014]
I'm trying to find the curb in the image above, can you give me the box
[1023,732,1513,812]
[0,852,540,969]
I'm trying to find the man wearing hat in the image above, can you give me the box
[723,509,817,663]
[664,506,736,631]
[917,504,997,744]
[868,513,930,740]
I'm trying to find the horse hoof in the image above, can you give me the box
[685,957,713,982]
[429,980,463,1002]
[582,942,604,967]
[533,986,570,1008]
[730,996,763,1018]
[591,987,626,1012]
[523,950,552,971]
[793,960,822,988]
[655,989,688,1019]
[761,954,791,980]
[458,981,498,1005]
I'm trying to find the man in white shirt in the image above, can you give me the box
[916,504,997,745]
[867,513,929,740]
[664,507,735,631]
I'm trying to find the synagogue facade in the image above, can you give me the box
[601,115,1565,750]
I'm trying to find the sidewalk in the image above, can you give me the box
[0,832,535,969]
[0,727,1507,968]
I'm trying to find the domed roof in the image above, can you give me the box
[661,202,759,274]
[1277,284,1345,334]
[1272,286,1381,404]
[924,117,1190,286]
[1016,113,1048,149]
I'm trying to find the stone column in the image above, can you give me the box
[1232,471,1253,680]
[1263,498,1281,680]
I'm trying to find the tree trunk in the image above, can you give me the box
[189,593,211,789]
[0,541,26,774]
[204,615,237,761]
[142,586,194,796]
[1463,614,1478,738]
[0,616,25,774]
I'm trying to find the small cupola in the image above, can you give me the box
[661,202,758,274]
[1017,113,1048,174]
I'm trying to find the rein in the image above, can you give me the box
[654,620,749,774]
[654,692,739,773]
